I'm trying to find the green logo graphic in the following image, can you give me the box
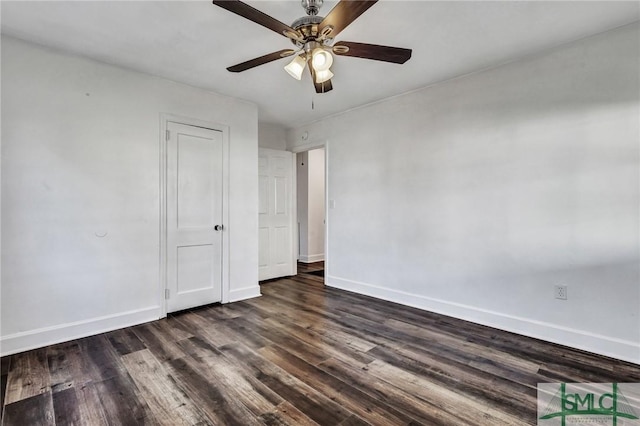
[539,383,639,426]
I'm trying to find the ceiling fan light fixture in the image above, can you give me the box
[315,69,334,84]
[311,47,333,72]
[284,54,307,80]
[212,0,411,95]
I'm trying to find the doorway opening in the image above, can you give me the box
[296,147,326,281]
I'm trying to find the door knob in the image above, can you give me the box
[214,225,224,231]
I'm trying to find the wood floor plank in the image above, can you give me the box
[365,358,525,425]
[3,391,55,426]
[259,401,319,426]
[160,315,196,341]
[0,356,9,416]
[254,320,332,365]
[93,373,157,425]
[47,341,93,394]
[4,348,50,405]
[228,316,331,366]
[318,356,462,425]
[130,322,188,364]
[261,316,375,366]
[384,317,540,373]
[338,414,373,426]
[460,326,618,377]
[219,342,352,425]
[614,361,640,381]
[190,303,244,321]
[221,317,272,350]
[69,381,109,426]
[245,291,379,356]
[120,348,210,426]
[107,328,147,356]
[0,357,9,376]
[52,387,82,425]
[367,343,536,421]
[165,356,261,426]
[47,346,110,424]
[272,302,380,354]
[259,345,420,426]
[175,310,238,347]
[82,333,156,424]
[296,261,324,274]
[176,336,282,417]
[79,334,125,382]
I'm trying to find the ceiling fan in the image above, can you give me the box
[211,0,412,94]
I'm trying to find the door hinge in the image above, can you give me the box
[165,129,170,141]
[165,289,170,299]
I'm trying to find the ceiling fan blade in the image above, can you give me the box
[332,41,412,64]
[319,0,378,39]
[309,65,333,94]
[212,0,296,39]
[227,49,296,72]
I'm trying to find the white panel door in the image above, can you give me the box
[167,122,223,312]
[259,148,295,280]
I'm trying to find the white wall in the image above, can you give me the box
[296,152,309,260]
[1,36,259,355]
[287,24,640,363]
[296,149,325,263]
[258,122,287,150]
[307,148,325,262]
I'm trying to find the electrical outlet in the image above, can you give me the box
[554,285,567,300]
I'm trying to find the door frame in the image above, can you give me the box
[291,139,329,280]
[159,113,231,318]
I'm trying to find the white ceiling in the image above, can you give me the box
[1,1,638,128]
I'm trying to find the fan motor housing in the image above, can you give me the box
[289,15,335,48]
[290,15,323,45]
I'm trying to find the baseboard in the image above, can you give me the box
[326,275,640,365]
[0,306,161,357]
[228,286,261,303]
[299,254,324,263]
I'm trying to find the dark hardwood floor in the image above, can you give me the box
[298,262,324,277]
[1,262,638,425]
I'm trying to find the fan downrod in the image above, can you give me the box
[302,0,323,16]
[289,0,334,48]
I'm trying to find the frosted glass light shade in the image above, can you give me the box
[311,48,333,72]
[284,55,306,80]
[315,69,334,84]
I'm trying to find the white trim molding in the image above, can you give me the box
[326,274,640,365]
[291,154,298,277]
[228,286,261,303]
[290,139,327,154]
[290,138,330,278]
[299,254,325,263]
[0,307,161,357]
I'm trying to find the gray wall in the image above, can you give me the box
[258,122,287,150]
[288,24,640,363]
[1,36,259,355]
